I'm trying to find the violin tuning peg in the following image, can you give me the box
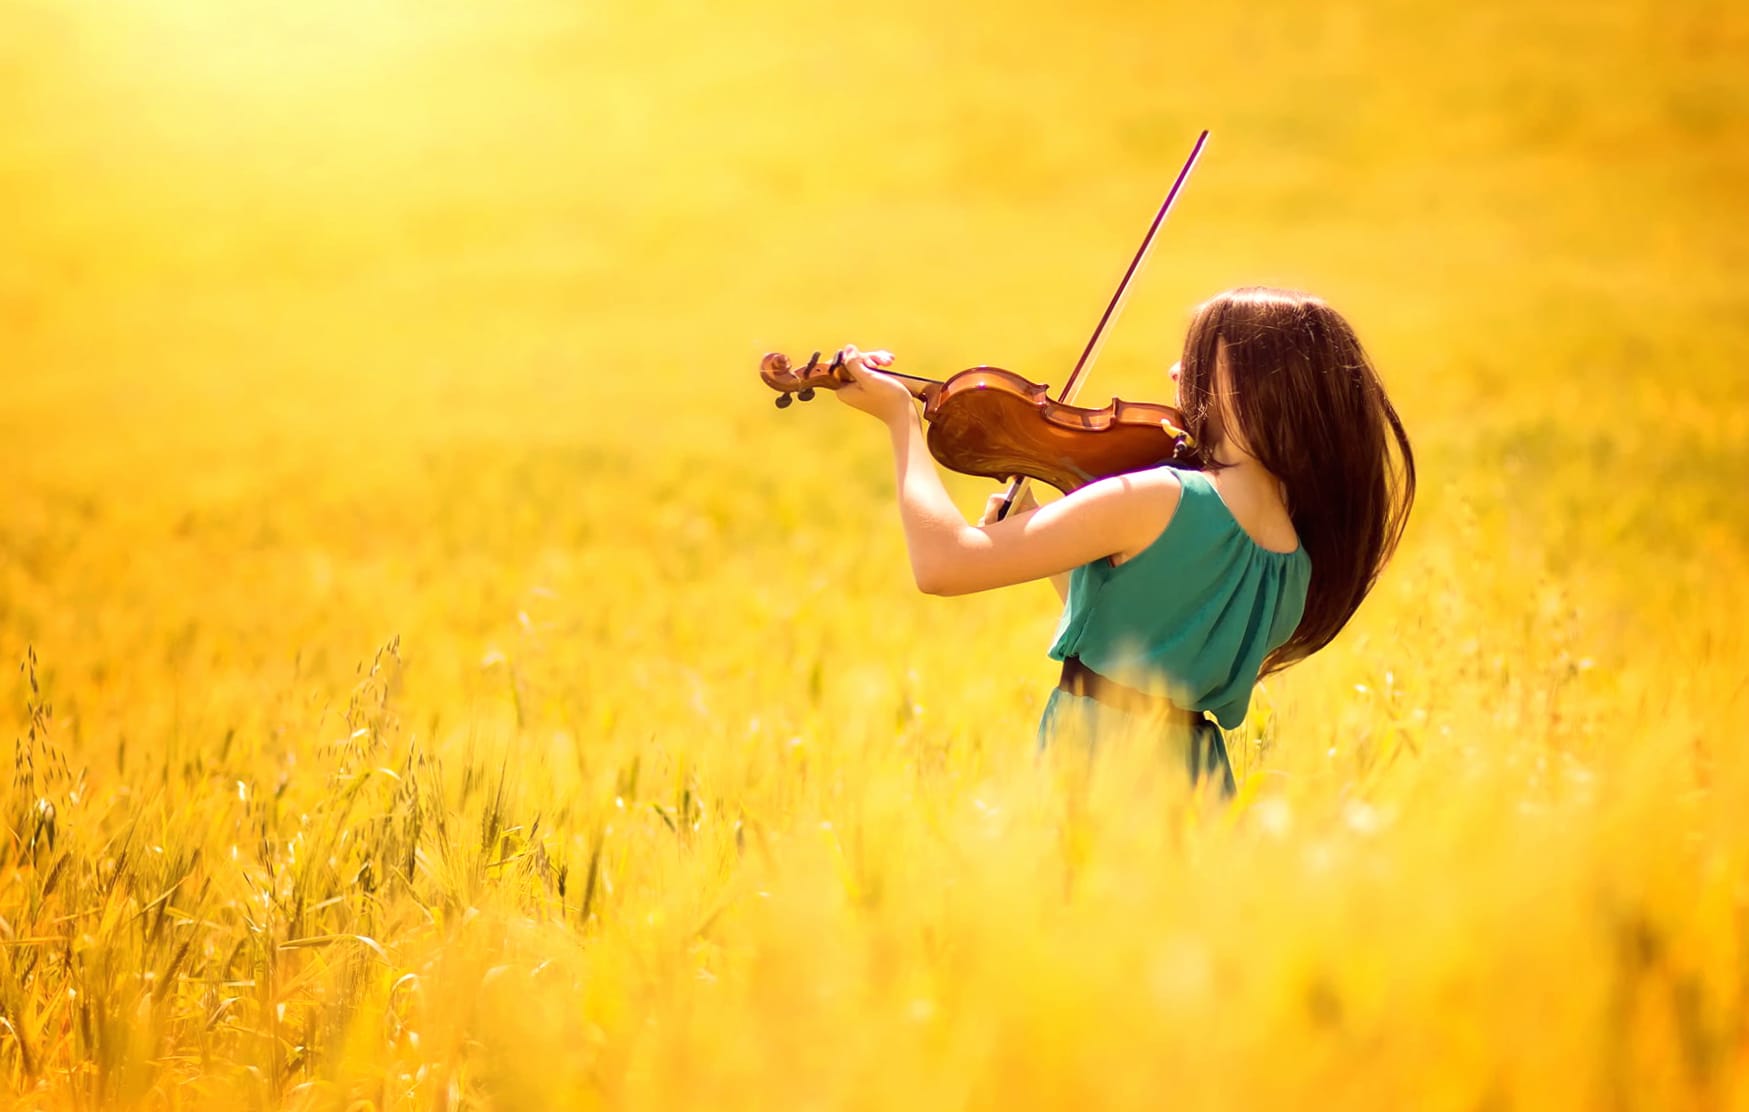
[803,351,821,373]
[828,351,845,371]
[775,394,794,409]
[796,387,815,402]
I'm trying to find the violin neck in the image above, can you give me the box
[885,371,941,401]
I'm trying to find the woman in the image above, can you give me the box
[833,287,1416,794]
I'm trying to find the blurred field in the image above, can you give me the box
[3,0,1749,1107]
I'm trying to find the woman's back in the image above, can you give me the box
[1047,468,1311,730]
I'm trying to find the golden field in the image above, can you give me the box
[2,0,1748,1107]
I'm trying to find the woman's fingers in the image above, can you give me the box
[977,493,1007,527]
[838,345,893,374]
[830,344,913,423]
[837,344,869,383]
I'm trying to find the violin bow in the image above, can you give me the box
[993,128,1211,521]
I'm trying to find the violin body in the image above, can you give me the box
[915,367,1201,493]
[760,351,1201,494]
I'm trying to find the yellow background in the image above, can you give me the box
[2,0,1747,1106]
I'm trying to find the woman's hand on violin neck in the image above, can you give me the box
[831,344,912,425]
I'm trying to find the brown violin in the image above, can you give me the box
[759,350,1201,495]
[760,130,1212,516]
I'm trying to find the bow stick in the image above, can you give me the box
[992,128,1210,521]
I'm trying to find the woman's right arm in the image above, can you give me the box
[978,490,1069,602]
[831,344,1176,597]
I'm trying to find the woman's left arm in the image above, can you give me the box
[835,346,1173,597]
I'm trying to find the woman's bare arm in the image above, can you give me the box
[976,491,1070,602]
[884,407,1179,596]
[829,344,1180,597]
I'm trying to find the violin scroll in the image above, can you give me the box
[760,350,853,408]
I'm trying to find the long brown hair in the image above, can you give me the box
[1177,287,1415,677]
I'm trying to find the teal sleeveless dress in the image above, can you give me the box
[1040,469,1312,792]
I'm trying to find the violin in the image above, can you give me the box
[759,349,1201,495]
[759,130,1212,518]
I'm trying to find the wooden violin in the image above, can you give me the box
[759,350,1200,494]
[759,130,1211,518]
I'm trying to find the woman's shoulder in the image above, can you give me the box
[1089,467,1184,567]
[1067,466,1184,514]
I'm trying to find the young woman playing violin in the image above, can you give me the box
[826,287,1415,795]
